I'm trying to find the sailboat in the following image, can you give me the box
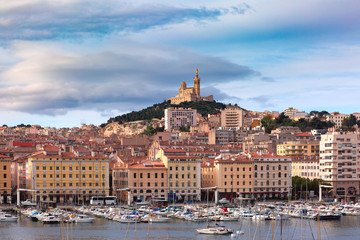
[195,187,233,235]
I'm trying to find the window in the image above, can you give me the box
[134,173,137,178]
[82,166,86,170]
[140,182,143,187]
[147,173,150,178]
[134,182,137,187]
[43,166,46,170]
[69,174,72,178]
[63,174,66,178]
[155,182,158,187]
[161,173,164,178]
[155,173,158,178]
[50,166,52,170]
[193,174,196,178]
[56,166,59,170]
[89,174,92,178]
[63,166,65,170]
[36,174,39,178]
[148,182,150,187]
[170,166,172,171]
[69,182,72,186]
[63,183,66,187]
[3,183,6,187]
[36,166,39,170]
[140,173,143,178]
[50,174,53,178]
[89,166,92,170]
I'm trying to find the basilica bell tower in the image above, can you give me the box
[193,68,200,96]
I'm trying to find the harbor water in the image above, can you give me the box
[0,214,359,239]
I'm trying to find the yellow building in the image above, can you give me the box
[156,148,201,201]
[0,154,11,203]
[291,156,319,180]
[277,141,319,156]
[169,69,214,104]
[27,145,109,204]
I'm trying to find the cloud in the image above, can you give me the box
[0,40,259,115]
[247,95,275,108]
[0,0,251,42]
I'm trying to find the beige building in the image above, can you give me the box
[251,153,292,199]
[201,156,254,200]
[221,105,244,129]
[291,156,320,180]
[0,154,11,203]
[169,69,213,104]
[164,108,197,131]
[156,148,201,201]
[320,131,360,201]
[112,160,168,202]
[326,113,349,127]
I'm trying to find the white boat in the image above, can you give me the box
[196,225,233,235]
[0,214,18,222]
[150,215,170,223]
[42,215,61,224]
[117,215,140,223]
[75,215,94,223]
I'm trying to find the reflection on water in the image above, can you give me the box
[0,215,359,240]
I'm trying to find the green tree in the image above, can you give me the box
[261,115,277,133]
[342,114,357,131]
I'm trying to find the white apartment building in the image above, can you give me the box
[164,108,197,131]
[220,105,244,129]
[319,131,360,201]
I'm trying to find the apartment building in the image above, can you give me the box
[112,160,168,202]
[277,140,319,156]
[319,131,360,201]
[164,108,197,131]
[0,154,11,203]
[201,155,254,200]
[251,153,292,199]
[27,145,109,204]
[156,148,201,201]
[291,155,320,180]
[220,105,244,129]
[326,113,349,127]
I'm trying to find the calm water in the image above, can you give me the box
[0,215,359,240]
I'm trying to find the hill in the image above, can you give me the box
[104,100,227,126]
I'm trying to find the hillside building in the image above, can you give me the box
[168,69,213,104]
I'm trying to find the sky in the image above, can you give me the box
[0,0,359,128]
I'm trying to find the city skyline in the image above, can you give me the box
[0,0,359,128]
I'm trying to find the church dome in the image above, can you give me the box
[180,81,187,89]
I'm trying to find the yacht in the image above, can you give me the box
[74,215,94,223]
[196,224,233,235]
[0,214,18,222]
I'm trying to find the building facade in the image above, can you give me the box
[277,140,319,156]
[112,160,168,202]
[201,156,254,200]
[251,153,292,199]
[220,106,244,129]
[0,154,11,203]
[164,108,197,131]
[27,145,109,204]
[291,155,320,180]
[319,131,360,201]
[156,148,201,201]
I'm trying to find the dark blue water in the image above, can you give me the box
[0,215,359,239]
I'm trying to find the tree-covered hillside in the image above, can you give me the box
[104,100,227,126]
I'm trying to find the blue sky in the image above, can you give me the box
[0,0,359,127]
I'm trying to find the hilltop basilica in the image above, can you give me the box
[168,69,214,104]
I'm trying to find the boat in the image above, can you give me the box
[196,224,233,235]
[0,214,18,222]
[74,214,94,223]
[117,215,140,223]
[42,215,61,224]
[149,215,170,223]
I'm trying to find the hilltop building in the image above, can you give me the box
[169,69,214,104]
